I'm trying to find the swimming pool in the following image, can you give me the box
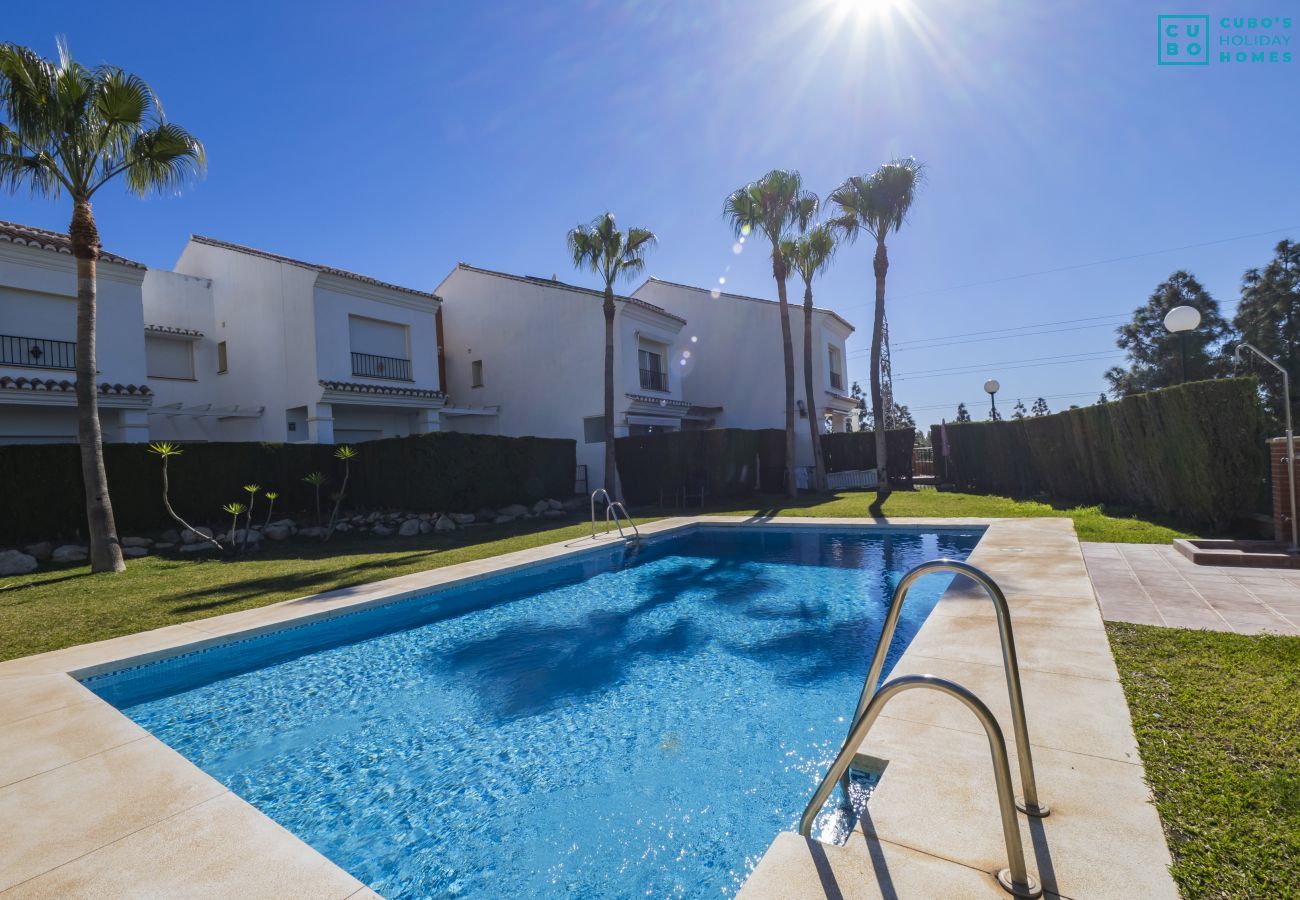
[86,524,982,898]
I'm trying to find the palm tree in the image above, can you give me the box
[725,170,816,499]
[0,41,205,572]
[782,220,838,492]
[829,158,924,499]
[567,213,658,497]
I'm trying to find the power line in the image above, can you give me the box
[893,311,1127,348]
[894,350,1120,379]
[836,225,1297,313]
[895,352,1123,382]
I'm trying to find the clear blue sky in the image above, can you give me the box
[4,0,1297,424]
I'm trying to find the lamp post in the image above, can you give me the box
[1237,342,1298,553]
[1163,305,1202,384]
[984,378,1000,421]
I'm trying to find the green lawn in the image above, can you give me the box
[0,490,1192,662]
[1107,622,1300,898]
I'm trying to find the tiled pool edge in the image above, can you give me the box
[0,517,1166,898]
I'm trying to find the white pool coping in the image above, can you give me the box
[0,516,1177,898]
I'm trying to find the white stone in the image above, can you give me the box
[154,542,176,550]
[298,526,326,538]
[398,519,422,537]
[22,541,53,561]
[450,512,476,525]
[498,504,529,518]
[181,527,214,545]
[268,518,297,530]
[123,547,150,558]
[0,549,38,575]
[492,514,517,525]
[419,521,434,534]
[51,544,88,563]
[333,521,352,533]
[547,499,564,511]
[178,542,216,554]
[121,536,153,548]
[262,524,292,541]
[542,509,565,518]
[434,514,457,533]
[371,524,394,537]
[531,500,550,514]
[159,529,181,543]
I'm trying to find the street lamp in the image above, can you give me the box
[984,378,1000,421]
[1237,342,1298,553]
[1163,305,1201,384]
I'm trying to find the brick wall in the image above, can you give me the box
[1270,437,1298,543]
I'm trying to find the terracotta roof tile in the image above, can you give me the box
[452,264,688,325]
[0,220,146,269]
[0,376,152,395]
[319,379,445,400]
[145,324,204,338]
[638,277,855,332]
[192,235,436,300]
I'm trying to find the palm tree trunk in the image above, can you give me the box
[69,200,125,573]
[871,238,890,498]
[773,254,798,499]
[802,283,827,492]
[603,287,617,496]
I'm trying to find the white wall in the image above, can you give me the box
[141,269,227,442]
[313,278,441,392]
[436,267,685,491]
[632,279,855,466]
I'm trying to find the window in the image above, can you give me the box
[145,336,195,380]
[216,341,228,374]
[828,344,843,391]
[638,341,668,392]
[349,315,412,380]
[583,415,607,444]
[471,359,484,388]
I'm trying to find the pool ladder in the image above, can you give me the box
[798,560,1048,898]
[590,489,640,541]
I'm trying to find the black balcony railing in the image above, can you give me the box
[830,371,844,391]
[1,334,76,370]
[640,367,669,392]
[351,351,412,381]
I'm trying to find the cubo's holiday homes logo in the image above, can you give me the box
[1158,14,1294,65]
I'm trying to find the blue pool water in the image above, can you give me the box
[87,525,982,898]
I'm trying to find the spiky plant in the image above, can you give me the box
[323,446,357,540]
[263,491,279,528]
[220,502,247,553]
[147,442,222,552]
[302,471,328,527]
[0,41,205,572]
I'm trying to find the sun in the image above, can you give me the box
[827,0,912,25]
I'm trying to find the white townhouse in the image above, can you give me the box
[155,236,447,444]
[632,278,856,466]
[435,264,721,492]
[0,221,153,444]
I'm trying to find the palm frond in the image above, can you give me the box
[120,121,205,196]
[830,158,925,242]
[567,212,657,289]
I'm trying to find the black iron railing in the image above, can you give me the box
[640,368,668,392]
[351,351,412,381]
[830,371,844,391]
[0,334,76,370]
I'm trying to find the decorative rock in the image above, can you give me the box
[499,504,529,518]
[419,521,434,535]
[531,500,550,514]
[268,519,297,530]
[262,524,292,541]
[333,522,353,533]
[418,513,433,522]
[0,549,39,575]
[562,496,586,510]
[434,514,457,533]
[23,541,53,561]
[154,542,176,550]
[476,507,497,522]
[230,529,262,544]
[547,499,564,511]
[178,542,215,554]
[51,544,88,563]
[492,515,516,525]
[160,529,181,543]
[121,536,153,548]
[181,527,214,545]
[398,519,422,537]
[298,526,326,538]
[542,509,565,518]
[371,524,394,537]
[450,512,476,526]
[123,547,150,558]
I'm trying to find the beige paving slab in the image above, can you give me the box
[3,792,365,900]
[902,614,1120,683]
[0,694,149,788]
[0,739,227,890]
[0,623,217,680]
[0,675,93,727]
[737,831,1020,900]
[850,717,1177,900]
[880,656,1140,764]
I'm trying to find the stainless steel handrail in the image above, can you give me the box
[590,490,639,541]
[850,559,1047,816]
[800,674,1043,899]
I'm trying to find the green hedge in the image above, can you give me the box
[614,428,785,505]
[0,432,575,544]
[929,378,1264,529]
[820,429,916,483]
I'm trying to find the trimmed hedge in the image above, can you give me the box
[929,378,1264,529]
[614,428,785,506]
[1,432,575,544]
[820,429,916,483]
